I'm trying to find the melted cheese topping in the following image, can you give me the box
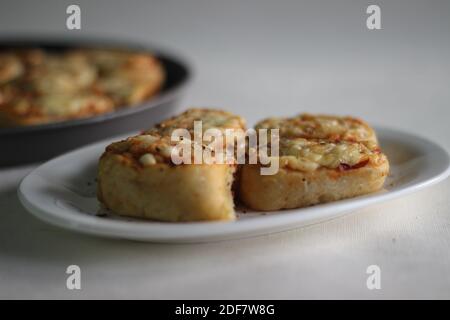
[256,113,385,172]
[37,93,113,116]
[146,108,246,137]
[105,109,245,166]
[89,50,164,105]
[106,134,178,164]
[274,138,382,172]
[106,133,229,166]
[31,54,97,95]
[256,113,377,143]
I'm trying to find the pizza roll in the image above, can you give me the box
[97,108,246,222]
[239,114,389,211]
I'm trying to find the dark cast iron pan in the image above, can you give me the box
[0,36,191,166]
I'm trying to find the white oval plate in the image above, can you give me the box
[18,127,450,243]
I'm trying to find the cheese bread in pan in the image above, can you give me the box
[240,114,389,211]
[97,108,246,222]
[0,48,165,127]
[80,49,165,106]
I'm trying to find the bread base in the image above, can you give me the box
[239,161,389,211]
[98,154,236,222]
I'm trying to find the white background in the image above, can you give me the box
[1,0,450,298]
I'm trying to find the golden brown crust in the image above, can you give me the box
[98,153,236,222]
[0,48,165,127]
[240,158,389,211]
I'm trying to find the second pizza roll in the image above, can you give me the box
[239,114,389,211]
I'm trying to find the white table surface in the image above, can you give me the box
[1,0,450,299]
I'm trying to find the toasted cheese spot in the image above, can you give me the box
[139,153,157,166]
